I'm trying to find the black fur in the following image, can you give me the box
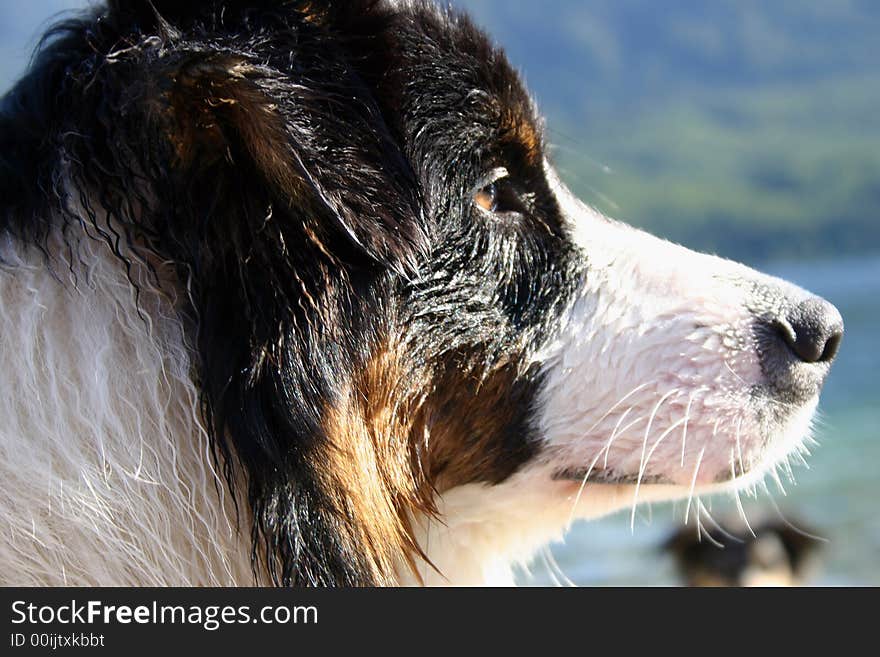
[0,0,584,585]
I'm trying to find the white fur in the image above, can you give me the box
[0,229,259,586]
[409,407,817,586]
[404,470,693,586]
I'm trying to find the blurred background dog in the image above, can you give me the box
[664,515,823,586]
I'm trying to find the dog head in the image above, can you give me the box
[0,0,842,584]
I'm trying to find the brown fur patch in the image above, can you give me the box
[499,108,542,166]
[296,1,329,25]
[419,358,537,492]
[321,344,433,584]
[322,339,537,581]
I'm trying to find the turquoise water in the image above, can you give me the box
[519,254,880,586]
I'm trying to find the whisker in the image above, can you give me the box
[566,404,634,527]
[540,547,564,588]
[640,416,688,483]
[680,387,705,467]
[604,413,645,468]
[724,359,748,385]
[566,407,646,528]
[770,465,787,496]
[566,453,603,529]
[695,506,724,548]
[698,501,743,544]
[731,451,755,537]
[684,447,705,525]
[735,417,745,477]
[782,458,796,484]
[631,389,679,531]
[747,481,759,500]
[582,381,655,439]
[767,496,829,543]
[543,546,576,587]
[575,412,653,527]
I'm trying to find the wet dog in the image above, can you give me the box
[0,0,843,585]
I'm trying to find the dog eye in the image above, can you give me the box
[474,182,500,212]
[473,169,528,217]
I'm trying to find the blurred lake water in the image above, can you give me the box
[519,253,880,586]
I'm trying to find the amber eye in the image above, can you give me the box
[473,169,528,217]
[474,182,499,212]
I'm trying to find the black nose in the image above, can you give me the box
[772,297,844,364]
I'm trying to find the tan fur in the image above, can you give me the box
[320,338,538,583]
[421,360,535,492]
[321,345,432,584]
[500,109,542,166]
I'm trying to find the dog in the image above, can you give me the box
[664,516,822,587]
[0,0,843,586]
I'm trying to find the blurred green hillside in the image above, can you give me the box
[3,1,879,264]
[457,0,880,264]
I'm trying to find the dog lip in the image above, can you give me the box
[552,450,758,486]
[551,467,675,486]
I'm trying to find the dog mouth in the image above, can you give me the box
[551,461,750,486]
[549,389,822,491]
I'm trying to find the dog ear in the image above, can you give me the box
[138,51,427,586]
[147,52,425,273]
[102,0,423,269]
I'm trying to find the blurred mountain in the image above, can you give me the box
[3,1,879,262]
[459,1,879,107]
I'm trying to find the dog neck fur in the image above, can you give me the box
[0,224,262,586]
